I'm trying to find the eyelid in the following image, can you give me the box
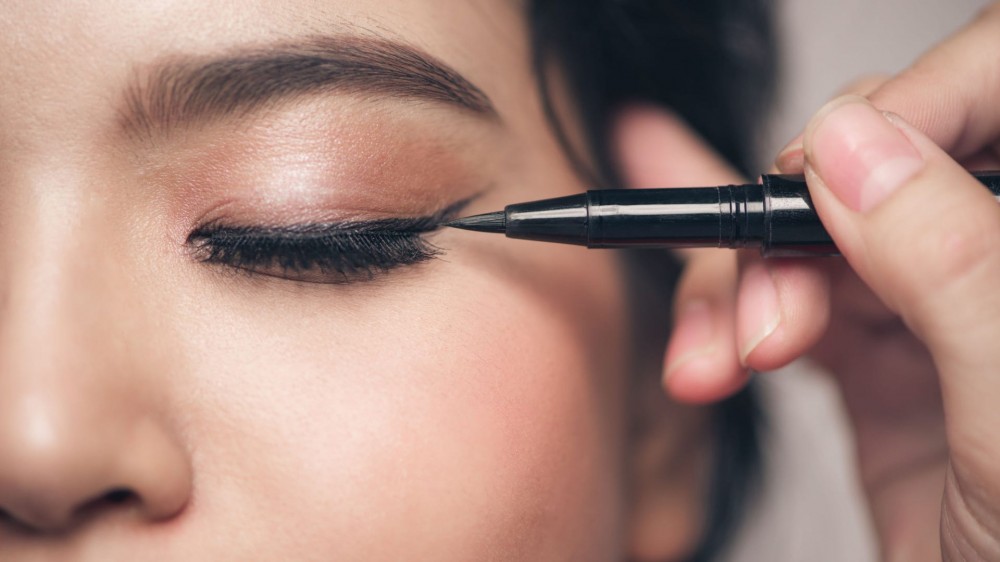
[191,194,478,236]
[184,197,476,285]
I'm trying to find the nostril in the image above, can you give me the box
[0,489,140,533]
[103,489,134,505]
[71,488,138,524]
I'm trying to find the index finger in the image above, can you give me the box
[868,2,1000,158]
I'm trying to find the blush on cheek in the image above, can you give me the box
[340,264,628,558]
[338,299,625,559]
[438,326,626,559]
[174,266,627,560]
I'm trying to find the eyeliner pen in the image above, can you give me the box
[446,172,1000,257]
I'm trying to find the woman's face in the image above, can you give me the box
[0,1,701,560]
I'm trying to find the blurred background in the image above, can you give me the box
[732,1,994,560]
[768,0,992,153]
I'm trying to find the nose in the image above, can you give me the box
[0,201,193,534]
[0,397,193,532]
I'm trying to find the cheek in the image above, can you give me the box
[163,241,630,560]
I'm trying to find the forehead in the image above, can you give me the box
[0,0,529,141]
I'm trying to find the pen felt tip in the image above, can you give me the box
[446,211,506,233]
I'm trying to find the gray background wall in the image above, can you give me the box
[767,0,994,156]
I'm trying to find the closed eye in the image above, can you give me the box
[186,198,472,284]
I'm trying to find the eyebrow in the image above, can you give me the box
[119,35,498,138]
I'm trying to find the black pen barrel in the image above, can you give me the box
[750,175,835,257]
[501,172,1000,256]
[586,177,831,255]
[586,187,726,249]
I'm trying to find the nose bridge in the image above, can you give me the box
[0,232,133,457]
[0,160,128,465]
[0,161,122,381]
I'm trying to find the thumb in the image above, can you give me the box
[803,95,1000,554]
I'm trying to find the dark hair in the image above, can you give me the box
[527,1,777,560]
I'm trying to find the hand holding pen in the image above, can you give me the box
[616,4,1000,559]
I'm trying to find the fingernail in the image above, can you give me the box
[738,262,781,365]
[806,96,924,213]
[775,133,804,172]
[664,300,716,380]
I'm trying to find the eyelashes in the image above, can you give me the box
[187,222,439,284]
[186,199,471,284]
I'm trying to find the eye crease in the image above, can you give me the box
[186,198,473,284]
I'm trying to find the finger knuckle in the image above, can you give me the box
[913,205,1000,299]
[942,464,1000,560]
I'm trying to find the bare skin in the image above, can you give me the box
[0,2,708,560]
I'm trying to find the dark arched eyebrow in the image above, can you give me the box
[119,35,498,138]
